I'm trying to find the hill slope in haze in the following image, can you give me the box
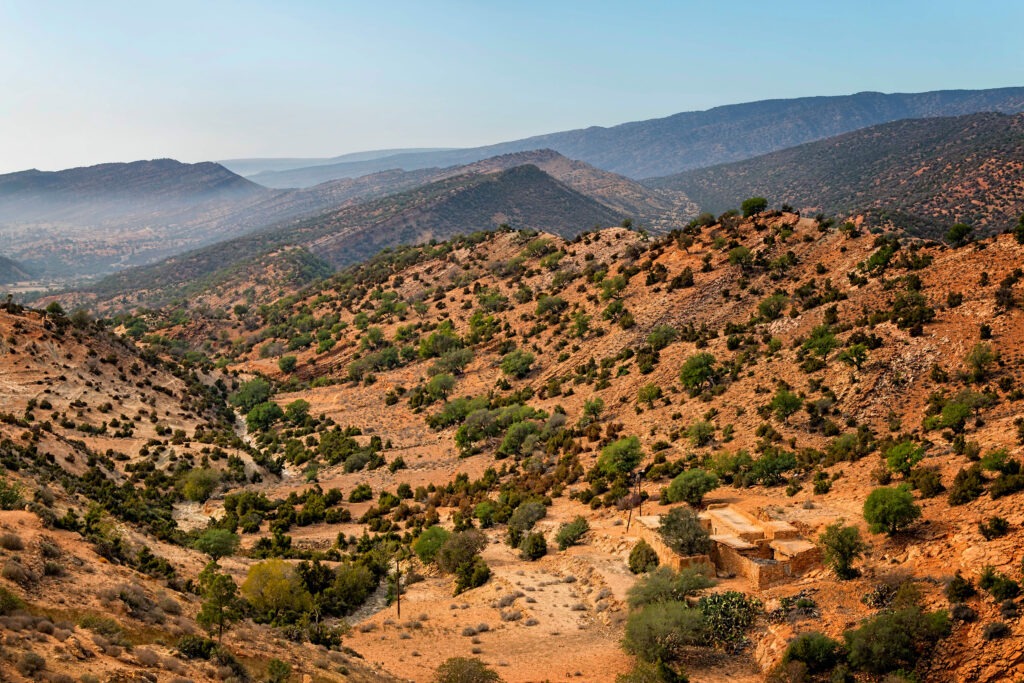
[647,112,1024,237]
[0,255,33,284]
[248,87,1024,186]
[272,149,696,229]
[1,152,690,284]
[76,164,625,310]
[0,159,282,278]
[219,147,457,176]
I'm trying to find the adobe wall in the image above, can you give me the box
[711,541,818,589]
[633,517,712,573]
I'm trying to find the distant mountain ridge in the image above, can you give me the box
[0,158,265,218]
[246,87,1024,186]
[219,148,457,177]
[646,112,1024,237]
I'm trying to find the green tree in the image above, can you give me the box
[647,325,678,351]
[863,486,921,535]
[433,657,503,683]
[637,383,663,407]
[266,659,292,683]
[817,521,866,579]
[196,565,241,641]
[965,342,998,382]
[658,507,711,556]
[727,246,752,269]
[583,396,605,420]
[500,349,535,379]
[758,293,789,321]
[687,421,715,447]
[229,377,272,412]
[885,441,924,477]
[427,373,456,401]
[624,601,705,664]
[436,530,487,574]
[519,531,547,560]
[180,468,220,502]
[627,566,715,609]
[769,387,802,423]
[783,631,845,674]
[246,401,283,431]
[413,526,451,564]
[741,196,768,218]
[945,222,974,247]
[666,469,718,507]
[1014,213,1024,244]
[284,398,310,424]
[241,559,312,621]
[844,607,950,675]
[193,529,240,562]
[629,540,660,574]
[277,355,297,373]
[598,436,644,476]
[555,516,590,550]
[505,501,547,547]
[679,353,718,392]
[802,325,838,358]
[837,343,868,370]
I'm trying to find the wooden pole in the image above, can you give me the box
[395,554,401,619]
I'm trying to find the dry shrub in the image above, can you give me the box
[16,651,46,676]
[3,559,34,585]
[0,532,24,550]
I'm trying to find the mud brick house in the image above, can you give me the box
[632,505,820,589]
[699,504,820,589]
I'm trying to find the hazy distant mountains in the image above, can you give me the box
[86,164,625,308]
[219,148,455,177]
[0,160,281,278]
[234,88,1024,187]
[647,112,1024,237]
[5,87,1024,295]
[0,159,264,222]
[0,151,684,283]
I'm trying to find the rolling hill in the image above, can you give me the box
[646,112,1024,237]
[246,87,1024,186]
[78,164,625,310]
[9,211,1024,681]
[0,255,32,284]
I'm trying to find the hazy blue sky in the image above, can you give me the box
[1,0,1021,173]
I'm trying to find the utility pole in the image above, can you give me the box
[394,553,402,619]
[636,471,643,518]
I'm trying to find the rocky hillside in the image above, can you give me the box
[648,113,1024,238]
[246,87,1024,185]
[7,209,1024,681]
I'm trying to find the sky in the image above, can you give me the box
[1,0,1021,173]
